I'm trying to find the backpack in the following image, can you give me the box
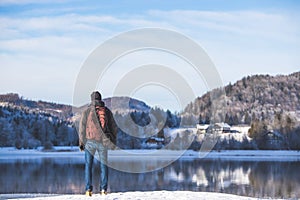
[85,107,106,141]
[96,105,106,129]
[85,105,116,149]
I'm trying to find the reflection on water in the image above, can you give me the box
[0,158,299,198]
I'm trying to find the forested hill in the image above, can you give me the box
[0,93,73,120]
[0,93,172,149]
[182,71,300,125]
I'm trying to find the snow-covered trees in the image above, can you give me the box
[0,105,77,149]
[182,72,300,126]
[247,112,300,150]
[114,107,180,149]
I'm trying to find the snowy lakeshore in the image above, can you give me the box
[1,147,300,161]
[0,191,275,200]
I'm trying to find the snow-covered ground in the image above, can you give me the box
[0,191,272,200]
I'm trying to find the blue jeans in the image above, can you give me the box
[85,140,108,192]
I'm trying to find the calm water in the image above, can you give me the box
[0,157,299,199]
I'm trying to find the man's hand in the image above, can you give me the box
[79,145,85,151]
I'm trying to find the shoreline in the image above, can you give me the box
[0,148,300,161]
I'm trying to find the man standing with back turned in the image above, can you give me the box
[79,91,118,196]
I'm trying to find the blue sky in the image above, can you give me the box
[0,0,299,111]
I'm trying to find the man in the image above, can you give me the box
[79,91,118,196]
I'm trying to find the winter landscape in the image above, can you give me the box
[1,66,300,200]
[1,74,300,199]
[1,0,300,200]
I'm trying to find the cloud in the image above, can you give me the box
[0,14,106,38]
[0,6,299,108]
[148,10,300,43]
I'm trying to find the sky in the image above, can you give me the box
[0,0,300,112]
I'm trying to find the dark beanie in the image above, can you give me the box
[91,91,102,101]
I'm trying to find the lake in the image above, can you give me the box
[0,150,299,199]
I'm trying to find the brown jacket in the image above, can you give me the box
[79,101,117,148]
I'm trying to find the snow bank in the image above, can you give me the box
[1,191,269,200]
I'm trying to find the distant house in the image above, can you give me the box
[214,123,231,133]
[196,124,210,133]
[197,123,231,134]
[145,137,165,149]
[264,131,285,149]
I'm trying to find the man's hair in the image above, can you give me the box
[91,91,102,101]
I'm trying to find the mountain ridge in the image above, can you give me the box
[0,93,151,119]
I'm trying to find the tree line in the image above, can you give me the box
[0,105,77,149]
